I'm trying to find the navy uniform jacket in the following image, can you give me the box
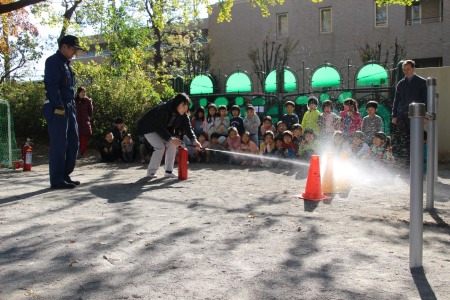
[138,99,197,143]
[392,74,427,118]
[44,50,75,112]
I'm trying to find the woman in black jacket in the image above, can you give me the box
[138,93,201,178]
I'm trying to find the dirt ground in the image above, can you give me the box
[1,147,449,300]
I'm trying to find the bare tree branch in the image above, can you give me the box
[0,0,46,15]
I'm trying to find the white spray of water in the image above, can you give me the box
[204,148,311,167]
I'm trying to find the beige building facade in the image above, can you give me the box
[207,0,448,82]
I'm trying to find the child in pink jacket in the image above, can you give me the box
[227,127,241,164]
[339,98,362,141]
[240,131,259,166]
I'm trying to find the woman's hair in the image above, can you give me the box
[75,86,86,100]
[171,93,191,112]
[343,98,358,113]
[77,86,86,94]
[194,106,205,121]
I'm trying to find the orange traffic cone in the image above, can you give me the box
[336,151,351,193]
[296,155,331,201]
[322,152,336,194]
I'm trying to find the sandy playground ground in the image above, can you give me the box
[1,147,450,300]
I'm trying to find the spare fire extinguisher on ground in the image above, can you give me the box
[22,138,32,171]
[178,145,189,180]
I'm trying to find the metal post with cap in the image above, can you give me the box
[426,77,437,210]
[409,102,425,269]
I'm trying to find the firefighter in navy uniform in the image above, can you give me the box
[42,35,85,189]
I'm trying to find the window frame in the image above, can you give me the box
[277,13,289,38]
[374,2,388,28]
[320,7,332,34]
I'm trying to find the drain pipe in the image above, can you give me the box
[409,102,425,269]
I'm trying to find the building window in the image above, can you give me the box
[406,0,443,25]
[320,7,332,33]
[277,13,288,38]
[413,57,443,68]
[375,2,388,27]
[411,2,421,24]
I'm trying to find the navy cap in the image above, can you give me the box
[58,35,86,51]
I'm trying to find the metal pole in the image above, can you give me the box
[409,102,425,269]
[426,78,437,210]
[434,93,439,182]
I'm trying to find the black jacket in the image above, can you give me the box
[138,99,197,142]
[392,74,427,118]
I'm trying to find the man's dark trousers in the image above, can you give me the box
[48,101,79,186]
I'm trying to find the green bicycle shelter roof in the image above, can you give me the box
[190,75,214,95]
[356,63,389,87]
[226,72,252,93]
[265,69,297,93]
[311,65,341,89]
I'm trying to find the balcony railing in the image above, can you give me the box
[406,16,443,26]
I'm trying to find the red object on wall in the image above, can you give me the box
[22,144,32,171]
[178,147,188,180]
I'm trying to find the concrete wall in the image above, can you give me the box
[416,67,450,162]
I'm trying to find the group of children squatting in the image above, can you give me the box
[186,97,395,167]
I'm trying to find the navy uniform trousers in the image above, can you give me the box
[47,101,79,186]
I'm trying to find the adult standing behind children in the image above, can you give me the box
[75,86,93,157]
[391,60,427,163]
[42,35,85,189]
[138,93,201,179]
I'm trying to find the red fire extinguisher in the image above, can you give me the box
[178,146,189,180]
[22,138,32,172]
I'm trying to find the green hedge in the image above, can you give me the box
[1,62,175,148]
